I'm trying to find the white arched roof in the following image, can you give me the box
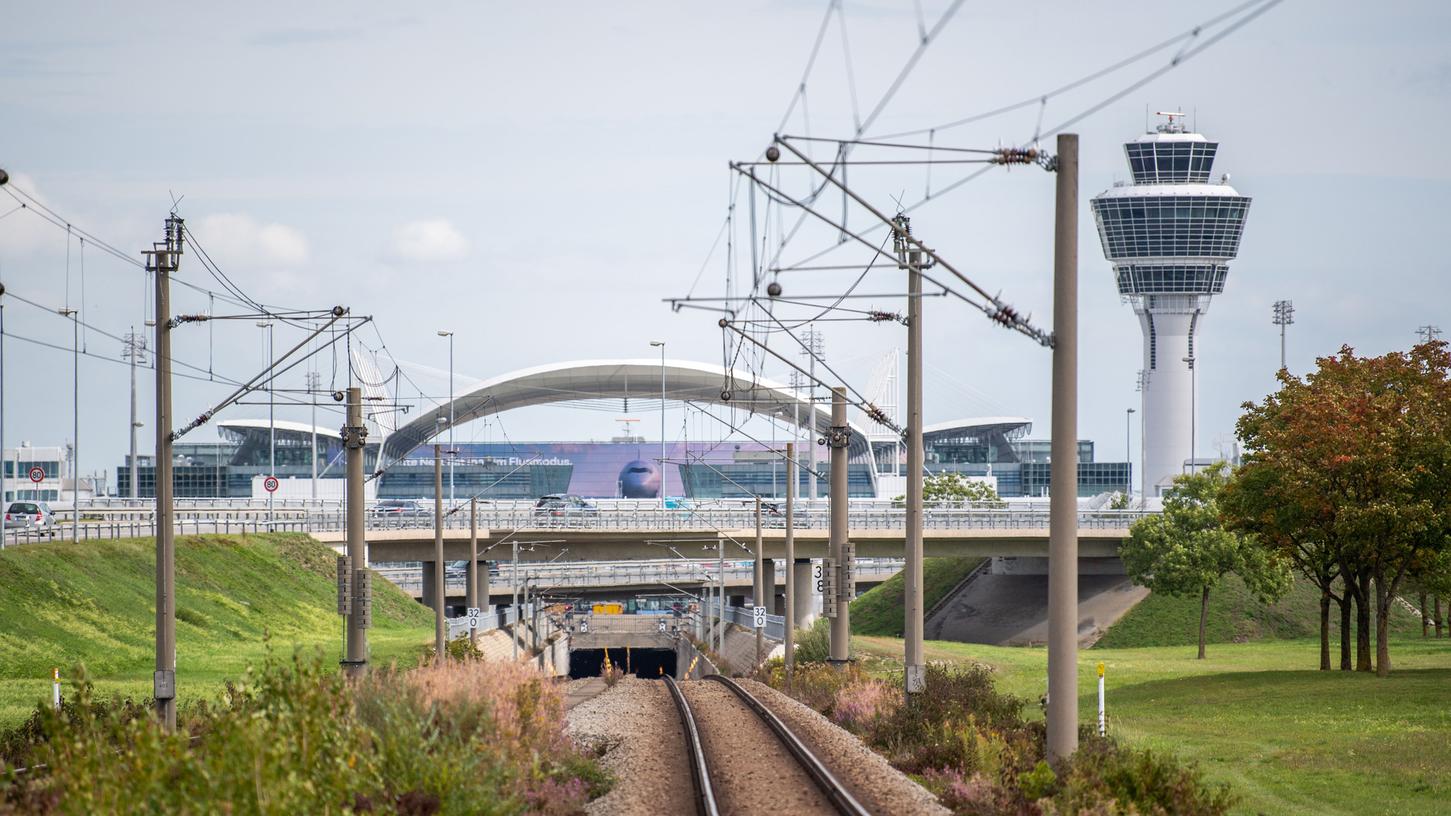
[378,358,875,472]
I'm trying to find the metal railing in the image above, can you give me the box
[376,557,905,596]
[2,501,1149,548]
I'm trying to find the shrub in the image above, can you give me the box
[1052,737,1234,816]
[0,650,604,815]
[792,617,831,663]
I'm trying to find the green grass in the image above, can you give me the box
[852,634,1451,815]
[1097,574,1421,649]
[0,533,433,727]
[849,557,982,636]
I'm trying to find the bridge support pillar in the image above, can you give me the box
[421,561,438,610]
[792,558,813,629]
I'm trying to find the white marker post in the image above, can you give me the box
[1097,662,1106,736]
[52,667,60,711]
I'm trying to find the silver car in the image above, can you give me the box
[4,501,58,537]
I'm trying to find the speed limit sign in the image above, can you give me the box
[263,476,280,493]
[27,466,45,484]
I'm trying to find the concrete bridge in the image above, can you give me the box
[310,506,1139,563]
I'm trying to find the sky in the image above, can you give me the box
[1,0,1448,489]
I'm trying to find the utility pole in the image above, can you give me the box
[1125,407,1136,501]
[512,539,520,662]
[894,214,927,698]
[59,307,77,539]
[717,534,725,655]
[149,215,182,731]
[0,299,5,515]
[1182,354,1197,475]
[306,370,320,500]
[256,321,274,524]
[433,444,445,663]
[1046,132,1080,762]
[650,341,667,509]
[754,495,764,665]
[828,386,851,666]
[802,328,824,501]
[123,329,147,501]
[342,386,369,677]
[437,330,455,508]
[783,441,796,682]
[468,497,478,647]
[1271,300,1294,371]
[1416,324,1442,345]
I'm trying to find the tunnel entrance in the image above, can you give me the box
[568,648,677,679]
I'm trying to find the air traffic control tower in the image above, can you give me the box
[1091,113,1251,496]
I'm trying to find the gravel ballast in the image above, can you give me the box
[681,679,839,815]
[566,678,693,816]
[740,679,952,816]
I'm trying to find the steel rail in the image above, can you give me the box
[704,674,872,816]
[664,675,721,816]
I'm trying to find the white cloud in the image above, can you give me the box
[0,173,68,255]
[194,213,310,268]
[386,219,470,263]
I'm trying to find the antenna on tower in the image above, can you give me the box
[1154,110,1187,133]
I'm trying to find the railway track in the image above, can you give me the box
[663,674,872,816]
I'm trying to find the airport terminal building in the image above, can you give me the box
[116,360,1130,500]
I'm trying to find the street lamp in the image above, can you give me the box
[1125,407,1136,501]
[256,321,274,524]
[438,330,455,507]
[1181,355,1196,475]
[649,341,666,510]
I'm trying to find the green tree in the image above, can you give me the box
[1230,342,1451,676]
[1222,460,1350,671]
[895,472,1005,507]
[1122,463,1290,659]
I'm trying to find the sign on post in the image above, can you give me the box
[753,605,767,629]
[27,466,45,484]
[262,476,280,493]
[336,556,353,616]
[579,619,589,633]
[657,619,667,633]
[352,570,372,629]
[821,558,839,618]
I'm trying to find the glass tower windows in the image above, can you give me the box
[1090,195,1250,260]
[1124,141,1219,184]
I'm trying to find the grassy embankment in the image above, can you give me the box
[849,628,1450,815]
[0,533,433,727]
[1096,572,1419,648]
[849,557,982,636]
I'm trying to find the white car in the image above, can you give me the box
[4,501,58,537]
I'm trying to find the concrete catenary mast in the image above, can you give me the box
[1091,112,1252,496]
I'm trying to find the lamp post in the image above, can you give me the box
[256,321,274,523]
[437,331,454,508]
[1182,355,1196,475]
[1125,407,1136,501]
[649,341,666,510]
[59,308,78,540]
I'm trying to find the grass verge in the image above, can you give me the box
[0,533,433,727]
[851,634,1451,815]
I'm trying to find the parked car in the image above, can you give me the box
[371,499,428,517]
[531,494,599,519]
[4,501,57,536]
